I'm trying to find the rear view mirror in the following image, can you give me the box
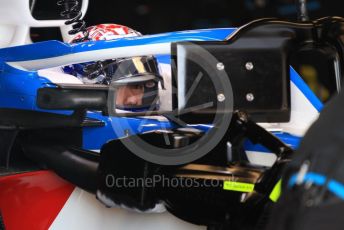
[0,0,88,27]
[171,41,290,124]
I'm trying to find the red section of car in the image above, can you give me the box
[0,171,74,230]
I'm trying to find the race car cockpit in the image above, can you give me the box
[1,0,344,229]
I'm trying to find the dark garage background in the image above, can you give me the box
[30,0,344,102]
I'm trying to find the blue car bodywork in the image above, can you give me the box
[0,28,309,154]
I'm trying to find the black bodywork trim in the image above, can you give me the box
[0,210,5,230]
[0,109,86,130]
[171,17,344,124]
[37,84,108,112]
[21,143,99,193]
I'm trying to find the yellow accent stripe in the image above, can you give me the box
[269,180,282,202]
[223,181,255,193]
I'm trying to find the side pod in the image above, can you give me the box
[22,143,99,193]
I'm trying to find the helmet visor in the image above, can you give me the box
[108,56,163,111]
